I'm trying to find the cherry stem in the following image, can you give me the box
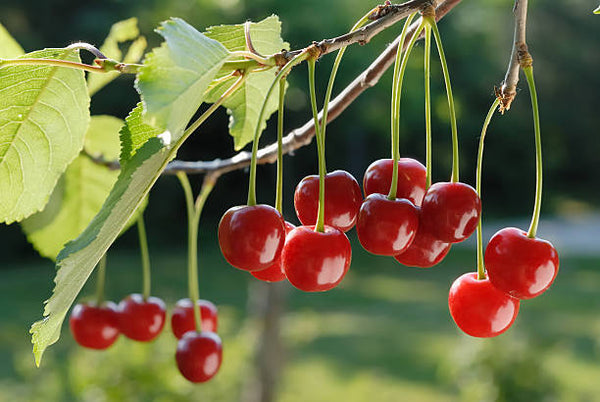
[424,22,432,190]
[476,98,501,281]
[247,51,310,207]
[275,78,286,214]
[389,14,423,200]
[95,254,107,306]
[524,65,542,239]
[427,16,459,183]
[177,172,216,333]
[137,215,152,300]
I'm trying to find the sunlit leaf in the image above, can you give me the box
[0,23,24,58]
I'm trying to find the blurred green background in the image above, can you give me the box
[1,0,599,400]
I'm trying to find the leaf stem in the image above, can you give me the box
[95,254,107,306]
[524,66,542,239]
[424,22,432,189]
[275,78,286,214]
[476,98,500,280]
[136,215,151,300]
[0,58,104,73]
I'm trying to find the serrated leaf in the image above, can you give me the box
[135,18,230,140]
[21,116,123,260]
[204,15,289,150]
[0,48,91,224]
[87,18,147,97]
[0,23,24,58]
[119,102,162,163]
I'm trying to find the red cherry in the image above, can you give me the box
[448,272,520,338]
[362,158,427,206]
[394,207,452,268]
[251,221,296,282]
[293,170,363,232]
[176,331,223,383]
[69,302,120,349]
[282,225,351,292]
[171,299,218,339]
[356,193,419,256]
[218,204,286,272]
[485,227,559,299]
[420,182,481,243]
[117,294,166,342]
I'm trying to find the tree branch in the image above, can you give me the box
[164,0,461,177]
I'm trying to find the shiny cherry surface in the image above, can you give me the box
[356,193,419,256]
[176,331,223,383]
[420,182,481,243]
[69,301,120,349]
[362,158,427,206]
[485,227,559,299]
[293,170,362,232]
[448,272,520,338]
[218,204,286,272]
[282,225,351,292]
[251,221,295,282]
[117,294,166,342]
[171,298,218,339]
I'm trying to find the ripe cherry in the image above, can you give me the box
[251,221,295,282]
[293,170,362,232]
[282,225,351,292]
[362,158,427,206]
[171,299,218,339]
[176,331,223,383]
[420,181,481,243]
[485,227,559,299]
[356,193,419,256]
[218,204,286,272]
[117,294,166,342]
[69,302,120,349]
[448,272,520,338]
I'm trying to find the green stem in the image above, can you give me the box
[475,99,500,280]
[389,15,424,200]
[524,66,542,239]
[95,254,107,306]
[0,57,105,73]
[427,17,459,183]
[275,78,286,214]
[424,23,432,190]
[137,215,151,300]
[247,51,310,207]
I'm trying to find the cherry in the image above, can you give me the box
[171,298,218,339]
[356,193,419,256]
[448,272,520,338]
[69,302,120,349]
[117,294,166,342]
[485,227,559,299]
[293,170,362,232]
[282,225,351,292]
[251,221,296,282]
[362,158,427,206]
[176,331,223,383]
[420,181,481,243]
[218,204,286,272]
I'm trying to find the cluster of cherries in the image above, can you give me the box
[69,294,222,383]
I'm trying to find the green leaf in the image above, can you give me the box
[135,18,230,140]
[0,48,91,224]
[0,23,24,58]
[594,5,600,14]
[119,102,162,164]
[87,18,147,97]
[204,16,289,150]
[21,116,123,260]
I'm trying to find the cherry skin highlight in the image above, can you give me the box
[176,331,223,383]
[117,294,166,342]
[293,170,363,232]
[69,302,120,349]
[251,221,296,282]
[171,298,218,339]
[362,158,427,206]
[356,193,419,256]
[485,227,559,299]
[448,272,520,338]
[420,181,481,243]
[218,204,286,272]
[282,225,351,292]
